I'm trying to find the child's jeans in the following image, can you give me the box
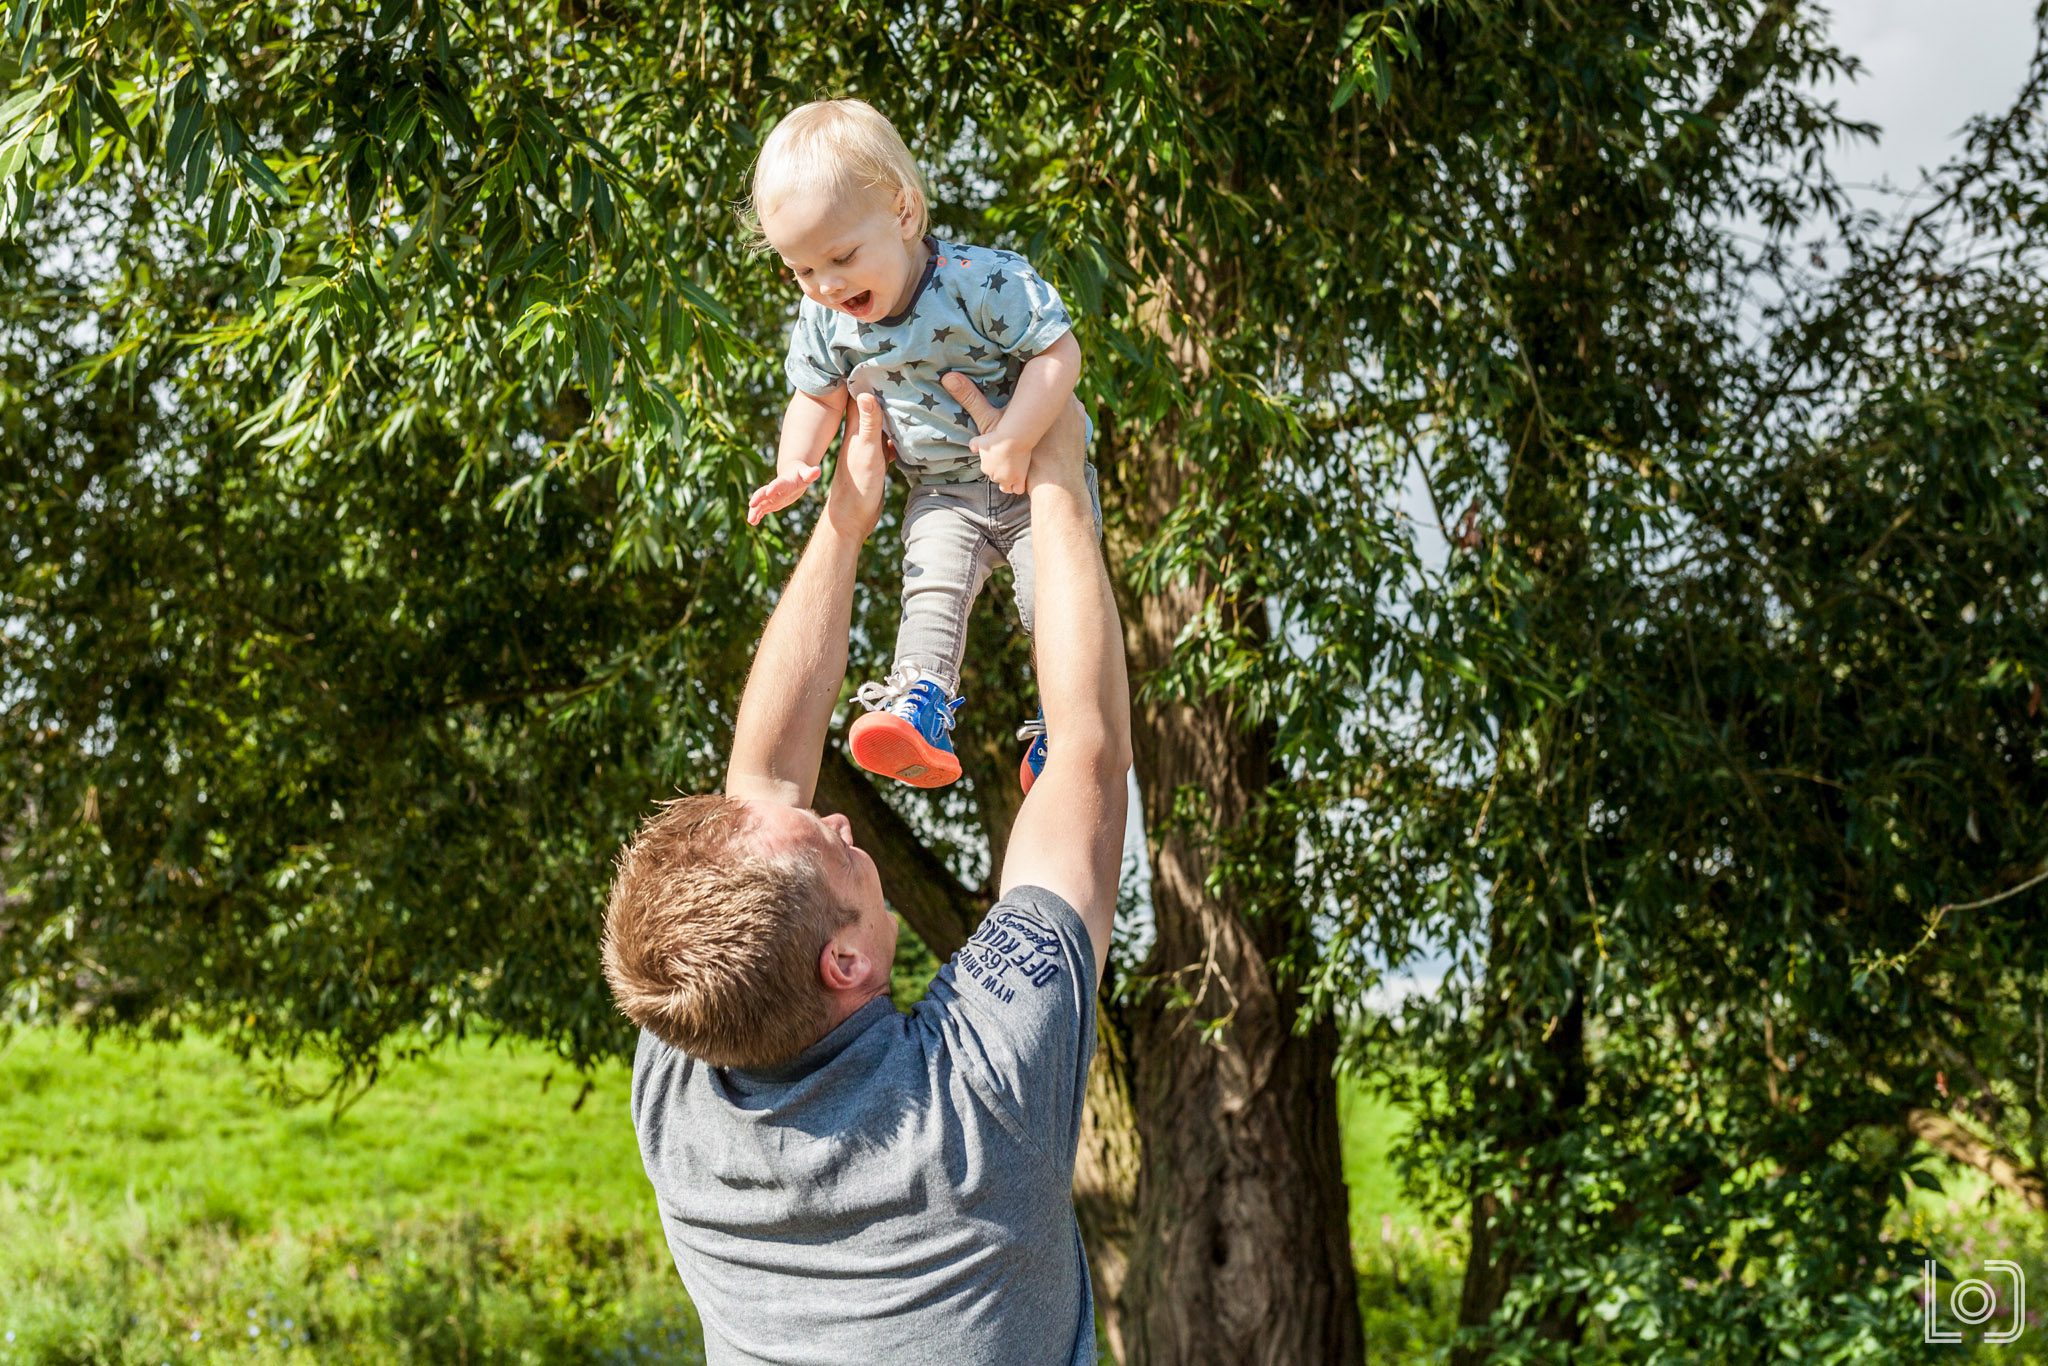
[893,463,1102,697]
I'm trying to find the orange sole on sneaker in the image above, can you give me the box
[850,712,962,789]
[1019,753,1038,794]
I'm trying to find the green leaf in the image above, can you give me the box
[0,81,52,133]
[576,311,612,409]
[86,78,134,143]
[163,78,204,174]
[372,0,412,40]
[238,147,289,203]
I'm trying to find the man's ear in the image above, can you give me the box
[818,932,868,992]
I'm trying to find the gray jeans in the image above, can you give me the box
[894,464,1102,697]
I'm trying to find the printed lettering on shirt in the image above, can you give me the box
[959,908,1065,1005]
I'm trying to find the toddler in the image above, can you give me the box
[746,99,1095,792]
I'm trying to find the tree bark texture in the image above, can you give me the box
[1116,560,1362,1365]
[1905,1107,2048,1214]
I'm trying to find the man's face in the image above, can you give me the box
[743,800,896,980]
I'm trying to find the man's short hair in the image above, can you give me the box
[602,794,855,1068]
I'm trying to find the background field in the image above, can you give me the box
[0,1024,1453,1363]
[6,1023,2037,1363]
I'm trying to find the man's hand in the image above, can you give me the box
[724,391,891,808]
[824,392,891,538]
[746,465,822,526]
[971,430,1032,496]
[944,372,1085,493]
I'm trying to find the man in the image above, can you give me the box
[602,372,1132,1365]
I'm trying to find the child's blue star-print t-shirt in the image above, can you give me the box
[783,236,1075,481]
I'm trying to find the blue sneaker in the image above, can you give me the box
[1017,711,1047,793]
[850,668,965,788]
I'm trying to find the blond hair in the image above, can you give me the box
[601,794,855,1068]
[748,99,930,241]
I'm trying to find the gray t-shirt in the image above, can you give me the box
[631,884,1098,1365]
[784,236,1076,480]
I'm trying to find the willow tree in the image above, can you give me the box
[1296,4,2048,1361]
[10,3,2045,1362]
[1,4,1380,1360]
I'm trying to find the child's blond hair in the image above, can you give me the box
[749,99,929,243]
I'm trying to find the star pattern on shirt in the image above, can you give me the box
[931,325,956,344]
[884,368,906,384]
[916,392,940,411]
[856,321,876,339]
[985,269,1009,292]
[965,344,989,361]
[985,316,1010,339]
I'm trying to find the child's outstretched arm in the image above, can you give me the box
[749,386,849,526]
[970,330,1080,495]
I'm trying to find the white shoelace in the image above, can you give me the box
[855,665,963,735]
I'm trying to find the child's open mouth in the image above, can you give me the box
[841,290,874,317]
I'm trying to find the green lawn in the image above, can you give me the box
[0,1029,654,1237]
[0,1028,693,1364]
[1338,1074,1462,1358]
[20,1025,2042,1363]
[0,1024,1450,1363]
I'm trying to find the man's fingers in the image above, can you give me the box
[852,391,881,435]
[941,372,1002,434]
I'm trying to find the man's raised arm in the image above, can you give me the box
[724,393,891,808]
[943,375,1131,982]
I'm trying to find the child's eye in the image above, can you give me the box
[832,248,858,265]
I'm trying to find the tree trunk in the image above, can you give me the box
[1116,569,1362,1366]
[1076,1004,1141,1362]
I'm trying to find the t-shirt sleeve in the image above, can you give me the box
[972,252,1075,361]
[917,885,1097,1168]
[783,299,848,397]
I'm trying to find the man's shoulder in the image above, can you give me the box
[910,886,1096,1169]
[978,886,1093,981]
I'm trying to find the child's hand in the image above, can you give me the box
[972,432,1032,496]
[746,466,823,526]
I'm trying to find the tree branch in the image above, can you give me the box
[1905,1107,2048,1214]
[1649,0,1796,189]
[813,749,984,956]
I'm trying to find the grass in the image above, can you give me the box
[0,1029,654,1237]
[0,1028,693,1364]
[20,1024,2033,1363]
[0,1024,1455,1363]
[1338,1075,1462,1359]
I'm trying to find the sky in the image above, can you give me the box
[1827,0,2042,212]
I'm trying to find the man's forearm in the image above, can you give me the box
[1027,455,1130,769]
[996,404,1130,968]
[724,518,863,807]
